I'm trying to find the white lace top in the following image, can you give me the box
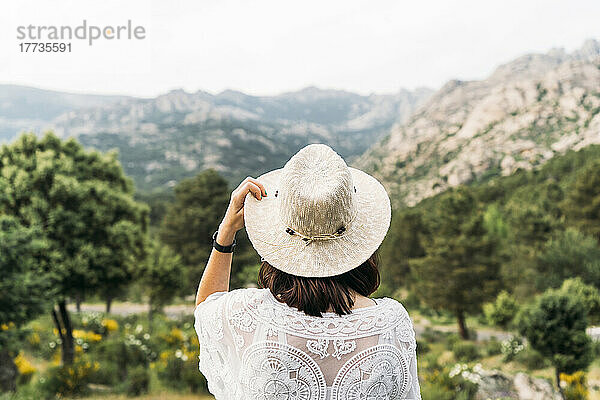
[193,288,421,400]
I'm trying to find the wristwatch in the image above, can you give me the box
[212,230,236,253]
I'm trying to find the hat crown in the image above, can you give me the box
[278,144,356,237]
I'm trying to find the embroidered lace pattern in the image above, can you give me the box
[194,288,421,400]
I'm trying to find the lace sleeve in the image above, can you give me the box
[193,291,234,398]
[394,303,421,399]
[409,343,422,399]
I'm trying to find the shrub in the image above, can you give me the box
[155,349,206,393]
[561,371,588,400]
[421,327,447,343]
[559,278,600,325]
[452,341,480,362]
[73,312,105,334]
[14,353,36,385]
[101,319,119,335]
[24,321,59,361]
[484,291,519,328]
[484,338,502,356]
[89,361,120,386]
[514,347,550,370]
[420,363,478,400]
[517,290,593,378]
[501,336,524,362]
[123,366,149,396]
[445,333,461,348]
[38,358,99,399]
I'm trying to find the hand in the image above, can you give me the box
[217,177,266,245]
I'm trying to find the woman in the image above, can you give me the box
[194,144,421,399]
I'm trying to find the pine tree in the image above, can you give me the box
[159,170,257,293]
[378,210,426,296]
[562,160,600,241]
[412,186,502,339]
[138,241,185,323]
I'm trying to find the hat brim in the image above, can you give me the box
[244,167,391,278]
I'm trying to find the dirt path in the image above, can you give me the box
[68,303,194,318]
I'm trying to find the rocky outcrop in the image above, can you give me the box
[357,39,600,207]
[473,368,561,400]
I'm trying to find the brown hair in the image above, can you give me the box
[257,251,380,317]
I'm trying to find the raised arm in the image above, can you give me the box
[195,177,266,306]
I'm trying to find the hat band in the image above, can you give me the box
[284,225,347,246]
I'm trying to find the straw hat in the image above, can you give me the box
[244,144,391,278]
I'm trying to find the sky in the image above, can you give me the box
[1,0,599,98]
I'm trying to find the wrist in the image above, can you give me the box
[216,223,237,246]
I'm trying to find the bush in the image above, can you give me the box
[155,350,206,393]
[38,358,99,399]
[123,366,149,396]
[501,336,524,362]
[420,363,478,400]
[72,311,105,335]
[89,361,120,386]
[514,347,550,370]
[561,371,588,400]
[14,353,36,386]
[559,278,600,325]
[517,290,593,375]
[421,327,447,343]
[484,338,503,356]
[445,333,461,348]
[24,320,59,361]
[483,291,519,328]
[452,341,480,362]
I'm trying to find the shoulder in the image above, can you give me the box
[374,297,412,318]
[194,288,270,316]
[374,297,417,343]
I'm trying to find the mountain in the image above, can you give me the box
[46,86,432,192]
[357,39,600,207]
[0,85,130,141]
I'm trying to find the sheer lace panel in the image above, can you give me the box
[194,288,421,400]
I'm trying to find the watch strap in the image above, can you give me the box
[212,230,236,253]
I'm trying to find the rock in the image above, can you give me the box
[358,38,600,208]
[475,369,516,399]
[468,367,562,400]
[513,372,561,400]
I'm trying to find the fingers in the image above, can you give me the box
[238,176,266,197]
[232,181,263,206]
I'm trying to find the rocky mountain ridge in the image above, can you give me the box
[48,86,432,191]
[357,39,600,207]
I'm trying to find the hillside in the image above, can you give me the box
[43,86,432,192]
[0,85,130,141]
[357,39,600,207]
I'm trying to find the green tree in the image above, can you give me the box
[558,278,600,325]
[0,216,49,392]
[0,133,148,365]
[536,228,600,290]
[562,159,600,240]
[517,290,593,395]
[159,170,257,293]
[503,202,558,298]
[378,210,426,296]
[139,242,185,323]
[483,290,519,329]
[413,186,502,339]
